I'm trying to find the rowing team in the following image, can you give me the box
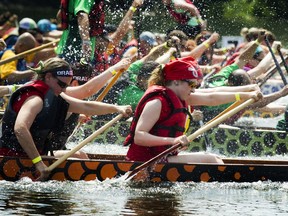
[0,31,284,181]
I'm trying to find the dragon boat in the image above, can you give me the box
[72,119,288,157]
[2,154,288,182]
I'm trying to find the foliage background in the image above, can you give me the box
[1,0,288,45]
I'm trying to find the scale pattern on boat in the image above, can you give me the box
[71,120,288,157]
[2,156,288,182]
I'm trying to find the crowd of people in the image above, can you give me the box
[0,0,287,180]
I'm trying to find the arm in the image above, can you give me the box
[187,91,261,106]
[109,0,144,48]
[77,11,91,60]
[196,84,260,93]
[65,58,131,99]
[62,93,132,117]
[134,99,167,146]
[155,47,177,64]
[182,32,219,59]
[14,96,48,179]
[142,36,180,62]
[247,85,288,109]
[134,99,187,146]
[173,0,200,17]
[5,70,35,83]
[248,41,281,80]
[234,31,266,69]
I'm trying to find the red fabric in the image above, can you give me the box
[89,0,105,36]
[164,56,202,80]
[60,0,105,36]
[165,0,199,25]
[60,0,69,30]
[12,80,50,113]
[224,52,239,67]
[125,86,187,162]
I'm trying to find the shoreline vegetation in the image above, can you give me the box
[0,2,287,46]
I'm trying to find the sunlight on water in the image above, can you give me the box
[1,178,288,215]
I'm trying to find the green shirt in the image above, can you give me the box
[127,60,144,83]
[207,63,239,88]
[117,84,144,110]
[56,0,95,61]
[202,63,239,113]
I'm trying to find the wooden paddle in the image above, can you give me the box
[96,69,125,101]
[125,97,256,180]
[66,68,126,143]
[0,38,60,66]
[46,114,123,172]
[205,100,242,126]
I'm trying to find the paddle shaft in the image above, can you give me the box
[0,39,60,66]
[264,37,287,85]
[47,114,123,172]
[66,69,125,142]
[96,69,124,101]
[277,47,288,74]
[258,57,286,87]
[199,120,210,149]
[126,98,256,179]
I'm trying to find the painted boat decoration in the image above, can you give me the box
[261,79,284,95]
[72,120,288,157]
[2,154,288,182]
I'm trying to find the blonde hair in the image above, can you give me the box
[148,64,166,87]
[30,57,70,81]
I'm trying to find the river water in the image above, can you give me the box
[1,141,288,216]
[0,83,287,215]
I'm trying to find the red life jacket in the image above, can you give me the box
[125,85,189,162]
[93,51,110,73]
[165,0,197,25]
[108,39,138,66]
[60,0,105,36]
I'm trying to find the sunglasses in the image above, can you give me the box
[182,80,198,88]
[53,76,69,89]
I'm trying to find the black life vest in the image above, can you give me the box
[0,81,69,155]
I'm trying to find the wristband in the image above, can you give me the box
[222,47,228,53]
[11,84,18,93]
[130,6,137,12]
[206,66,212,73]
[164,42,169,49]
[203,42,210,48]
[32,156,42,164]
[111,70,117,76]
[255,40,261,46]
[196,17,204,24]
[235,93,241,101]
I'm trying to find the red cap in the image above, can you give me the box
[163,56,202,81]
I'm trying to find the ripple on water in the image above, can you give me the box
[1,179,288,215]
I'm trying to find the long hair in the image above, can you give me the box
[148,64,166,87]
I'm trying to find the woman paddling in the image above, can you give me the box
[0,57,132,180]
[124,56,261,163]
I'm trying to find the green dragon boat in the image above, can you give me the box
[71,119,288,157]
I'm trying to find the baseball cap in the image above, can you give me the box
[19,17,37,30]
[163,56,202,81]
[140,31,157,46]
[37,19,53,33]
